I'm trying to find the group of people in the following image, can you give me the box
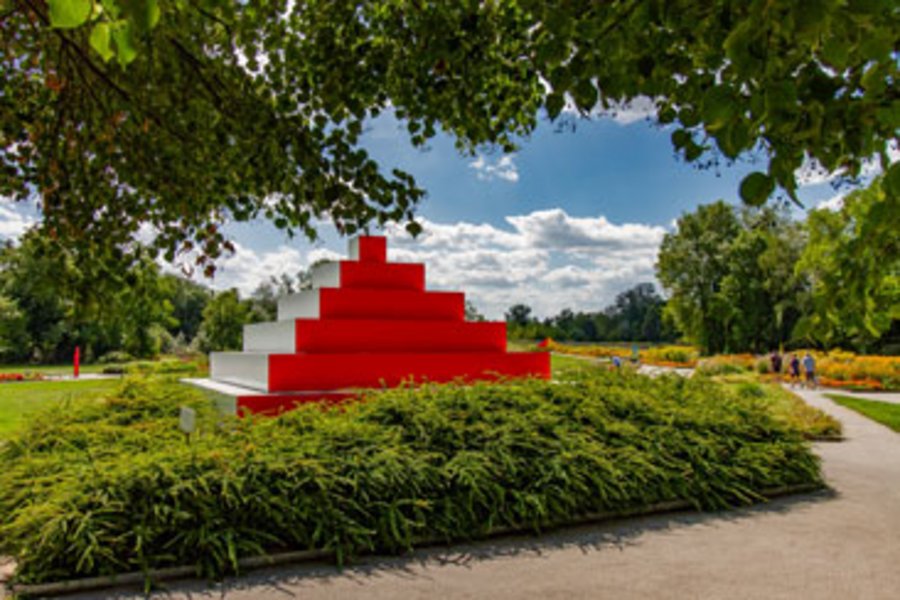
[770,351,817,388]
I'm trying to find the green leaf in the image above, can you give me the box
[701,87,734,132]
[48,0,92,28]
[90,23,115,63]
[882,163,900,199]
[739,172,774,206]
[406,221,423,237]
[112,21,138,67]
[545,93,565,120]
[125,0,161,32]
[573,79,597,112]
[671,129,690,149]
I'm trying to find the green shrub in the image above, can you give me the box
[0,372,822,585]
[696,362,748,376]
[98,351,134,364]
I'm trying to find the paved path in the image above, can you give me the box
[39,388,895,600]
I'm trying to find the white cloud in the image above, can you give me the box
[556,91,658,125]
[796,142,899,188]
[601,96,658,125]
[384,208,665,319]
[0,203,36,239]
[468,154,519,183]
[816,192,846,212]
[202,243,341,295]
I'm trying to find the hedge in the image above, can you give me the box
[0,371,822,584]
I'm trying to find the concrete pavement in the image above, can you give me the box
[40,388,896,600]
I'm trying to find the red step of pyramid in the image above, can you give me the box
[210,235,550,413]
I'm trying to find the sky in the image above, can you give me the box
[0,103,876,319]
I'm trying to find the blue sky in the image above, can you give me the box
[0,105,867,319]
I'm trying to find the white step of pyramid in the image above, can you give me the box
[210,351,269,391]
[277,290,321,320]
[311,261,341,288]
[244,320,296,352]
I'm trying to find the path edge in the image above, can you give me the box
[6,483,824,598]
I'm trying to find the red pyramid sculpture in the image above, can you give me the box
[210,236,550,414]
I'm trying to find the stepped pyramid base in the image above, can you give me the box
[211,351,550,393]
[184,378,356,416]
[207,235,550,415]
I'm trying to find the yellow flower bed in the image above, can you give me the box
[543,341,898,389]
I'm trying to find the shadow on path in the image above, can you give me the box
[87,487,836,599]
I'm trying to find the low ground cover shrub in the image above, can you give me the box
[100,356,208,377]
[0,373,822,585]
[746,383,842,440]
[696,354,757,376]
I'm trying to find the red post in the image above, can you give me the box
[74,346,80,379]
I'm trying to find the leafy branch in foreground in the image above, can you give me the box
[2,1,897,267]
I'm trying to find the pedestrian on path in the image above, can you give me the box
[789,353,801,387]
[803,352,817,389]
[769,351,783,381]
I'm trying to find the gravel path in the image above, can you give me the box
[29,387,895,600]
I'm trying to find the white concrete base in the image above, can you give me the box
[277,290,321,320]
[209,352,269,391]
[182,378,240,415]
[311,261,341,289]
[243,320,296,352]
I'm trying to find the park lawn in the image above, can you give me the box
[551,352,603,377]
[826,394,900,433]
[0,379,120,439]
[0,363,108,376]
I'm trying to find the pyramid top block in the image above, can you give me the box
[349,236,386,263]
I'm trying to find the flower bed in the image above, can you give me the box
[0,373,44,383]
[0,373,822,585]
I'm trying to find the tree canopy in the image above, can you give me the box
[3,0,898,268]
[657,180,899,354]
[796,179,899,350]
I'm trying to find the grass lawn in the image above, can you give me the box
[0,363,108,376]
[826,394,900,433]
[0,379,120,439]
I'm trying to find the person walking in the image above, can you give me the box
[789,353,801,388]
[769,351,783,381]
[802,352,817,389]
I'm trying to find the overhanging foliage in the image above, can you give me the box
[2,1,897,267]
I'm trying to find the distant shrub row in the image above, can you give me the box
[0,372,821,585]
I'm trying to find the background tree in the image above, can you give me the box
[604,283,668,342]
[796,179,899,351]
[505,304,534,328]
[165,274,212,343]
[465,300,486,322]
[657,202,740,354]
[0,295,28,361]
[658,202,827,354]
[196,289,251,352]
[4,1,896,267]
[0,232,177,361]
